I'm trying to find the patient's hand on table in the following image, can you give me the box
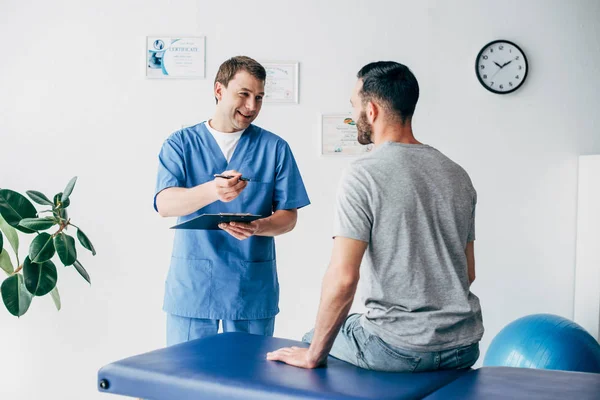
[266,346,324,369]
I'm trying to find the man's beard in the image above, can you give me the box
[356,111,373,145]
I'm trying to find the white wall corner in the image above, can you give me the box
[574,155,600,341]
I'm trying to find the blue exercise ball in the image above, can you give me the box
[483,313,600,373]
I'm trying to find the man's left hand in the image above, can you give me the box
[219,221,261,240]
[266,347,322,369]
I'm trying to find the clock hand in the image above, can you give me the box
[490,67,504,80]
[494,61,503,68]
[501,60,513,68]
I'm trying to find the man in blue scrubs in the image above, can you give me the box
[154,56,310,346]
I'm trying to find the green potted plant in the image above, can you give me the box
[0,177,96,317]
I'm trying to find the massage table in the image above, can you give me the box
[98,332,600,399]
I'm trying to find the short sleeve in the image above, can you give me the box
[154,135,186,212]
[333,165,372,243]
[272,142,310,211]
[467,190,477,242]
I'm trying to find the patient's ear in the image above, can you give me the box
[367,101,378,124]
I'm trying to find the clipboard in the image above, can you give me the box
[170,213,262,230]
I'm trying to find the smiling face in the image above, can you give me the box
[214,70,265,132]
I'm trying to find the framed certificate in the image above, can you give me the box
[263,62,299,103]
[321,114,374,156]
[146,36,206,79]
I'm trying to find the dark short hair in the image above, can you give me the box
[214,56,266,103]
[357,61,419,124]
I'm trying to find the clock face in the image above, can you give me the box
[476,40,528,94]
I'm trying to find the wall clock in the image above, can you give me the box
[475,40,528,94]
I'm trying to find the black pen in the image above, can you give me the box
[214,174,250,182]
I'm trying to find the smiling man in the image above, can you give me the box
[267,61,483,372]
[154,56,310,346]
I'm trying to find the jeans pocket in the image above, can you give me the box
[456,342,480,369]
[363,335,421,372]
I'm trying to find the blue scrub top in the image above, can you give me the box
[155,123,310,320]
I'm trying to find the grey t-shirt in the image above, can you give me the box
[334,141,484,352]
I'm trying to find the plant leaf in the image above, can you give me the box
[50,286,61,311]
[53,193,70,209]
[76,228,96,256]
[23,256,57,296]
[0,249,14,275]
[0,189,38,233]
[19,217,57,231]
[0,230,3,251]
[26,190,54,206]
[73,260,91,284]
[1,274,33,317]
[60,208,68,221]
[54,233,77,266]
[29,233,55,263]
[61,177,77,203]
[0,214,19,255]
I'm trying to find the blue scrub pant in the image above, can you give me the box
[166,313,276,346]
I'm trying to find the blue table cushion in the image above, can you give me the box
[423,366,600,400]
[98,332,470,399]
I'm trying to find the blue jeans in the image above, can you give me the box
[302,314,479,372]
[166,314,275,346]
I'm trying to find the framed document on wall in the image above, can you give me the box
[146,36,206,79]
[263,62,299,103]
[321,114,373,156]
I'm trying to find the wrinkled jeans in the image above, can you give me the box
[302,314,479,372]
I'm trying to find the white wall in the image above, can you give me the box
[574,155,600,340]
[1,0,599,398]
